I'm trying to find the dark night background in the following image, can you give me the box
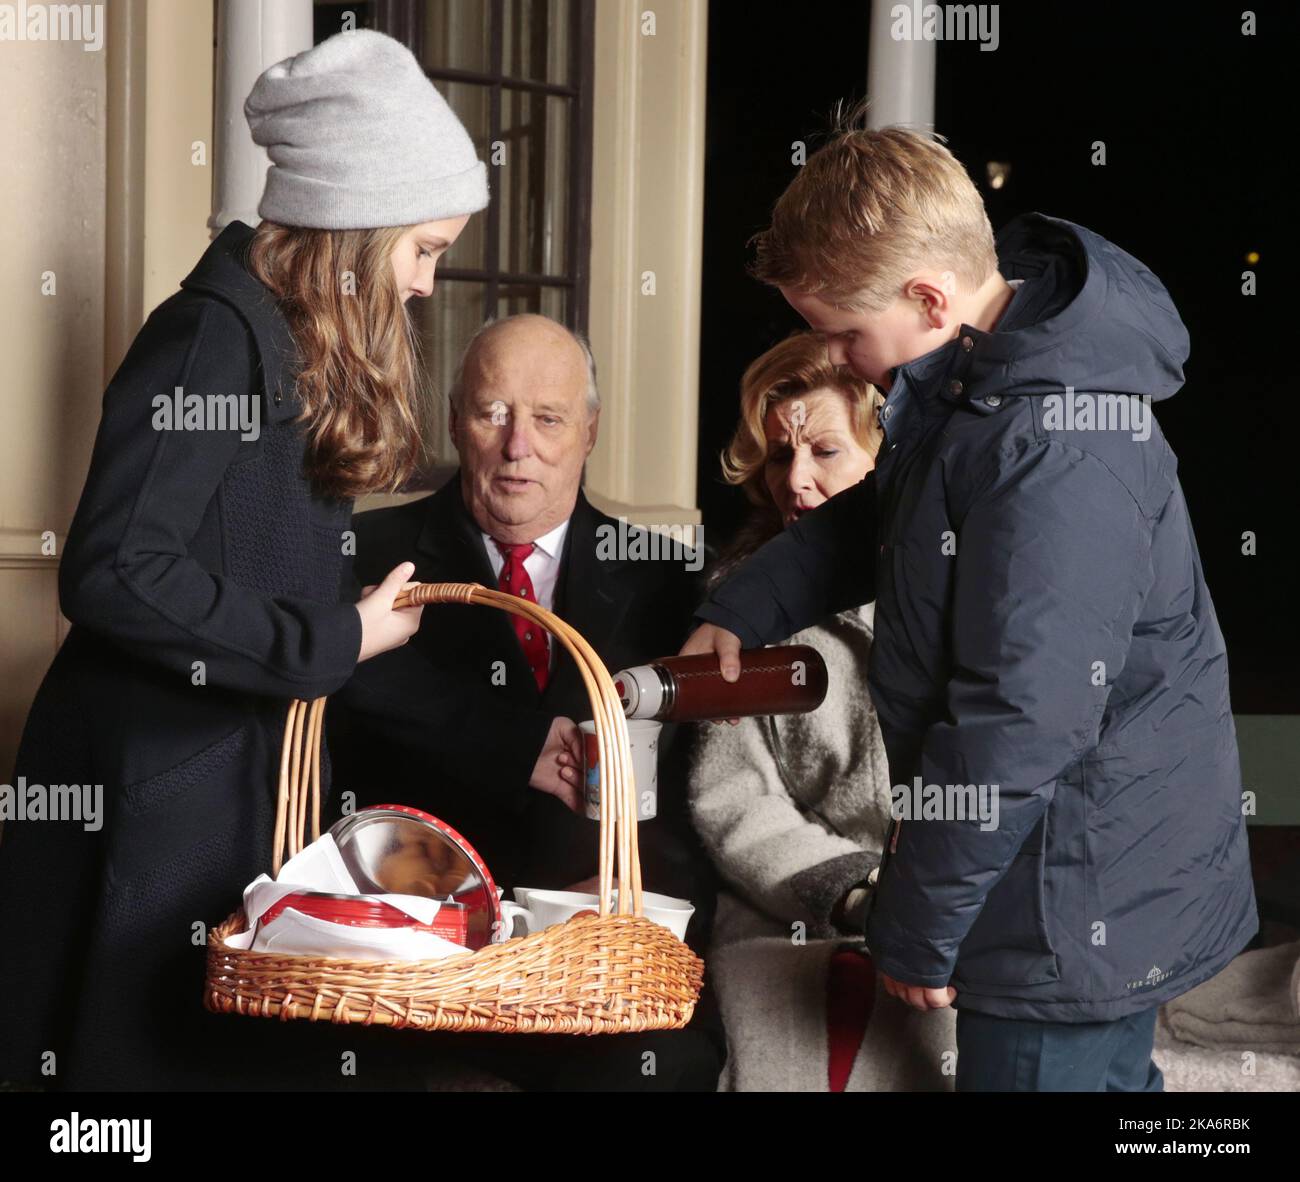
[315,0,1293,714]
[698,1,1294,713]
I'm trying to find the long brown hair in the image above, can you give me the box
[246,221,431,500]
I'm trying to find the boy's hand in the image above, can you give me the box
[679,622,743,725]
[880,970,957,1011]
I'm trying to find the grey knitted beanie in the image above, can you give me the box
[244,29,489,229]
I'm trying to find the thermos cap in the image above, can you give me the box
[613,664,663,719]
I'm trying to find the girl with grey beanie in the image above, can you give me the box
[0,29,490,1090]
[243,26,490,501]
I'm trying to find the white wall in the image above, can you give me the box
[0,21,108,775]
[0,0,213,777]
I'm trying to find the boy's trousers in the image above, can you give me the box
[954,1005,1164,1092]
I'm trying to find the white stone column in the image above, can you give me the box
[209,0,314,236]
[584,0,707,529]
[867,0,936,129]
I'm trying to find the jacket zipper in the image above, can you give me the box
[861,816,901,947]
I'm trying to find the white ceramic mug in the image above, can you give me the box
[579,718,661,821]
[505,886,694,940]
[612,888,694,940]
[501,889,602,938]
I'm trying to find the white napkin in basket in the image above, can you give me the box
[221,833,470,960]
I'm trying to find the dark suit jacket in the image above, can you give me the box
[329,475,715,924]
[330,476,726,1089]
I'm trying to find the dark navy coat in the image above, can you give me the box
[697,213,1258,1022]
[0,222,368,1089]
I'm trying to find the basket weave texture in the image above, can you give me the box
[203,582,704,1034]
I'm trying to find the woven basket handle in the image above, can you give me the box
[272,581,643,919]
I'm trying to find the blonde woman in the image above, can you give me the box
[689,332,957,1091]
[0,31,486,1091]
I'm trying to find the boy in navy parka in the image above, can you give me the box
[685,110,1258,1091]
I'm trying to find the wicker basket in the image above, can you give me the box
[204,582,704,1034]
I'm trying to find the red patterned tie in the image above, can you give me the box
[493,540,550,692]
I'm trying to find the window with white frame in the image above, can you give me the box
[313,0,595,481]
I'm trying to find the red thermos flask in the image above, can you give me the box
[611,645,828,722]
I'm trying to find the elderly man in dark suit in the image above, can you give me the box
[329,313,723,1091]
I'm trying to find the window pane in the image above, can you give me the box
[498,91,570,278]
[314,2,375,41]
[412,278,488,444]
[503,0,572,86]
[539,285,567,322]
[497,283,543,319]
[495,284,568,323]
[419,0,491,74]
[438,80,491,270]
[541,95,571,277]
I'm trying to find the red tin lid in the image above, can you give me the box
[328,805,502,951]
[260,890,470,946]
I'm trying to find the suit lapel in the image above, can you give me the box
[413,477,497,586]
[414,476,538,701]
[544,492,630,708]
[412,482,631,710]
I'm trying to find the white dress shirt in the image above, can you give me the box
[481,518,570,671]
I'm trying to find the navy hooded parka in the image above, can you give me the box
[697,212,1259,1022]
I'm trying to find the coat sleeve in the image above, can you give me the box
[58,296,362,699]
[692,472,876,646]
[688,709,876,932]
[864,438,1147,987]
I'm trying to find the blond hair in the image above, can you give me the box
[711,332,882,586]
[721,331,884,505]
[750,100,998,312]
[247,222,432,500]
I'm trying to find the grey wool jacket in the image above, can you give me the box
[696,215,1257,1022]
[688,602,956,1091]
[688,604,892,937]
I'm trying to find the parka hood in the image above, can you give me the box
[963,212,1191,404]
